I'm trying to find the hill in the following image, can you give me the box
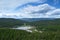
[0,18,60,40]
[0,18,27,28]
[27,18,60,31]
[0,18,60,31]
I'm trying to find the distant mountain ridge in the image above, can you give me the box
[20,18,56,22]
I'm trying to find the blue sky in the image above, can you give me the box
[0,0,60,18]
[46,0,60,8]
[15,0,60,10]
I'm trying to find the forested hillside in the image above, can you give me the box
[0,18,26,28]
[27,18,60,31]
[0,18,60,40]
[0,28,60,40]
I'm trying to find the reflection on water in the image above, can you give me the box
[12,26,33,32]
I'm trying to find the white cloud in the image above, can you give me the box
[0,0,46,12]
[0,3,60,18]
[15,4,60,18]
[18,4,55,13]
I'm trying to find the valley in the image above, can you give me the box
[0,18,60,40]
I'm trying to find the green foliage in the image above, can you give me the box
[0,28,60,40]
[0,18,60,40]
[0,18,26,28]
[27,19,60,31]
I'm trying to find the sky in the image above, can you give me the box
[0,0,60,18]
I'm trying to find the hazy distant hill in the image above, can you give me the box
[20,18,55,22]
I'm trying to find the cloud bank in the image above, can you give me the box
[0,0,46,12]
[0,3,60,18]
[14,4,60,18]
